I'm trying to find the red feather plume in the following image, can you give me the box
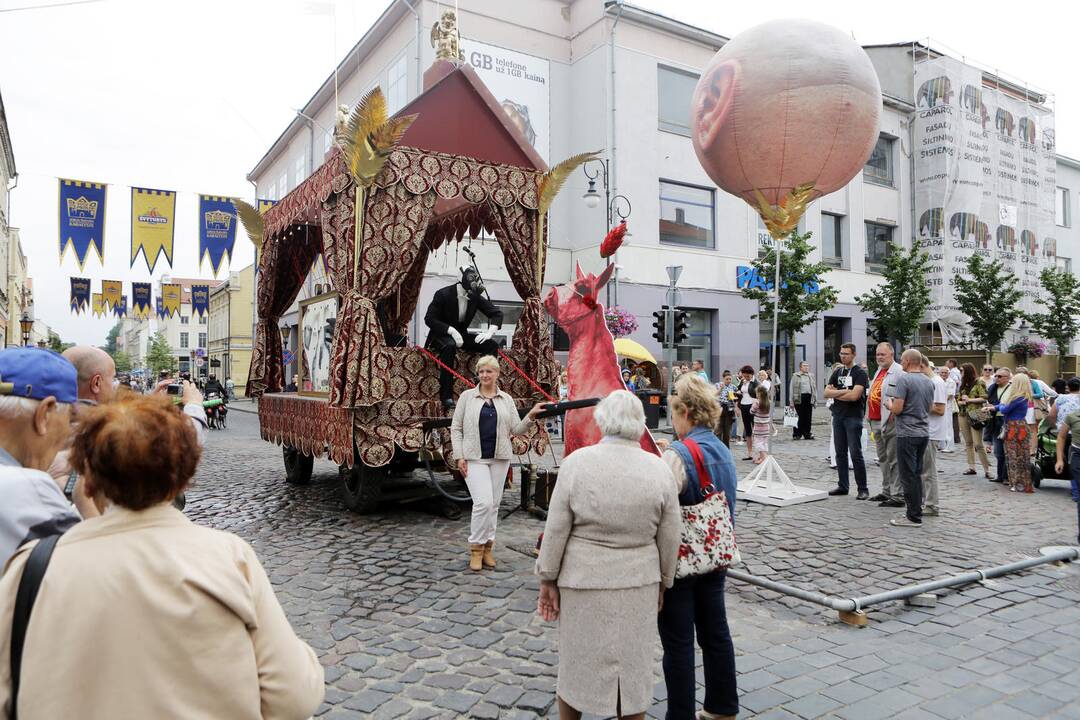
[600,221,627,258]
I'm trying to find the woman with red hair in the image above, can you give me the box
[0,394,324,720]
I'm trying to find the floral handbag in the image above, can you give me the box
[675,438,741,579]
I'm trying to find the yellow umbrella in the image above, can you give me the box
[613,338,656,364]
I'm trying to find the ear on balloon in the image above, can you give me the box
[574,262,585,281]
[595,262,615,289]
[693,59,739,153]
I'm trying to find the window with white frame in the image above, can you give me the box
[180,314,189,325]
[660,180,714,249]
[386,55,408,115]
[1056,186,1071,227]
[821,213,845,267]
[294,155,307,186]
[199,332,207,349]
[1057,256,1072,274]
[277,173,288,200]
[864,135,894,186]
[324,131,333,156]
[180,332,189,349]
[865,222,893,270]
[469,301,523,349]
[658,65,699,136]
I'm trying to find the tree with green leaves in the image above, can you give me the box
[1027,266,1080,374]
[47,331,74,354]
[111,350,134,373]
[146,331,177,375]
[740,230,839,398]
[855,242,932,348]
[104,322,121,354]
[953,254,1024,362]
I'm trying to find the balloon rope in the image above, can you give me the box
[416,345,476,389]
[498,349,557,403]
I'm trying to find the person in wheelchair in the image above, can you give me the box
[424,267,503,409]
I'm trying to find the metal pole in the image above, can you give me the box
[604,159,612,308]
[771,236,781,392]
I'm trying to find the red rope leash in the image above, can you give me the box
[415,344,475,388]
[498,349,557,402]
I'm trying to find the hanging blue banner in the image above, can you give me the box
[113,295,127,318]
[59,179,107,270]
[198,195,238,276]
[190,284,210,317]
[70,276,91,314]
[132,282,151,319]
[155,296,166,320]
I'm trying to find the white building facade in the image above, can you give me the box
[248,0,1080,392]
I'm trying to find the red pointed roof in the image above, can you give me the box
[395,61,548,172]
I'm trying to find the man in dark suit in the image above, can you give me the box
[425,267,503,408]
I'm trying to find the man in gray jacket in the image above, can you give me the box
[788,361,817,440]
[866,342,906,507]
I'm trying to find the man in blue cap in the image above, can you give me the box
[0,347,81,563]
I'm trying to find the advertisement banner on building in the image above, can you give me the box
[199,195,238,276]
[59,179,107,270]
[130,187,177,274]
[70,277,91,314]
[461,38,550,162]
[913,56,1056,340]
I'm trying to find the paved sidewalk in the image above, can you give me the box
[187,411,1080,718]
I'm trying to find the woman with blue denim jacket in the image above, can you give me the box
[656,374,739,720]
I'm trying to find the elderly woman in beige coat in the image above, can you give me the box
[0,393,324,720]
[451,355,544,571]
[536,389,681,720]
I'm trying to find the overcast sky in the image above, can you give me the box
[2,0,1074,346]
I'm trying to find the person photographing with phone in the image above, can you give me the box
[450,355,546,571]
[824,343,870,499]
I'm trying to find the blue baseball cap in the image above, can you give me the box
[0,347,78,404]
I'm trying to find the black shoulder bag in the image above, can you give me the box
[9,534,61,720]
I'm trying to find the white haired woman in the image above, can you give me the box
[451,355,544,571]
[536,390,681,720]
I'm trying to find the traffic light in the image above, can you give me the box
[651,306,668,344]
[672,308,690,345]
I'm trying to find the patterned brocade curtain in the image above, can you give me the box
[247,225,323,396]
[323,182,437,408]
[487,200,556,389]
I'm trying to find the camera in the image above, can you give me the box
[167,383,183,395]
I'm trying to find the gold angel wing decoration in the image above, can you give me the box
[343,87,388,149]
[232,199,264,250]
[370,113,417,151]
[538,150,602,214]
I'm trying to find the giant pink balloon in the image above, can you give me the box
[691,19,881,206]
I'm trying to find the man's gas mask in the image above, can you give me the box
[460,267,485,299]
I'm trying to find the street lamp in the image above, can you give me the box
[19,313,33,347]
[581,158,632,306]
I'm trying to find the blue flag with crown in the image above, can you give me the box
[59,179,107,269]
[199,195,238,276]
[70,277,91,314]
[190,284,210,318]
[113,295,127,318]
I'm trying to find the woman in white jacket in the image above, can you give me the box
[451,355,544,571]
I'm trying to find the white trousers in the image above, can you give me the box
[465,458,510,544]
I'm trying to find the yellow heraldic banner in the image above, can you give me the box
[161,283,182,317]
[92,293,105,318]
[131,187,177,273]
[101,279,123,311]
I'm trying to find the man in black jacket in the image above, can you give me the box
[425,268,503,409]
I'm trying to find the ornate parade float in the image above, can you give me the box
[244,14,590,513]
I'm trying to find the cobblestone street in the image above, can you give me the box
[188,407,1080,719]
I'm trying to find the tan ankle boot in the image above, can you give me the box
[482,541,496,569]
[469,544,484,572]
